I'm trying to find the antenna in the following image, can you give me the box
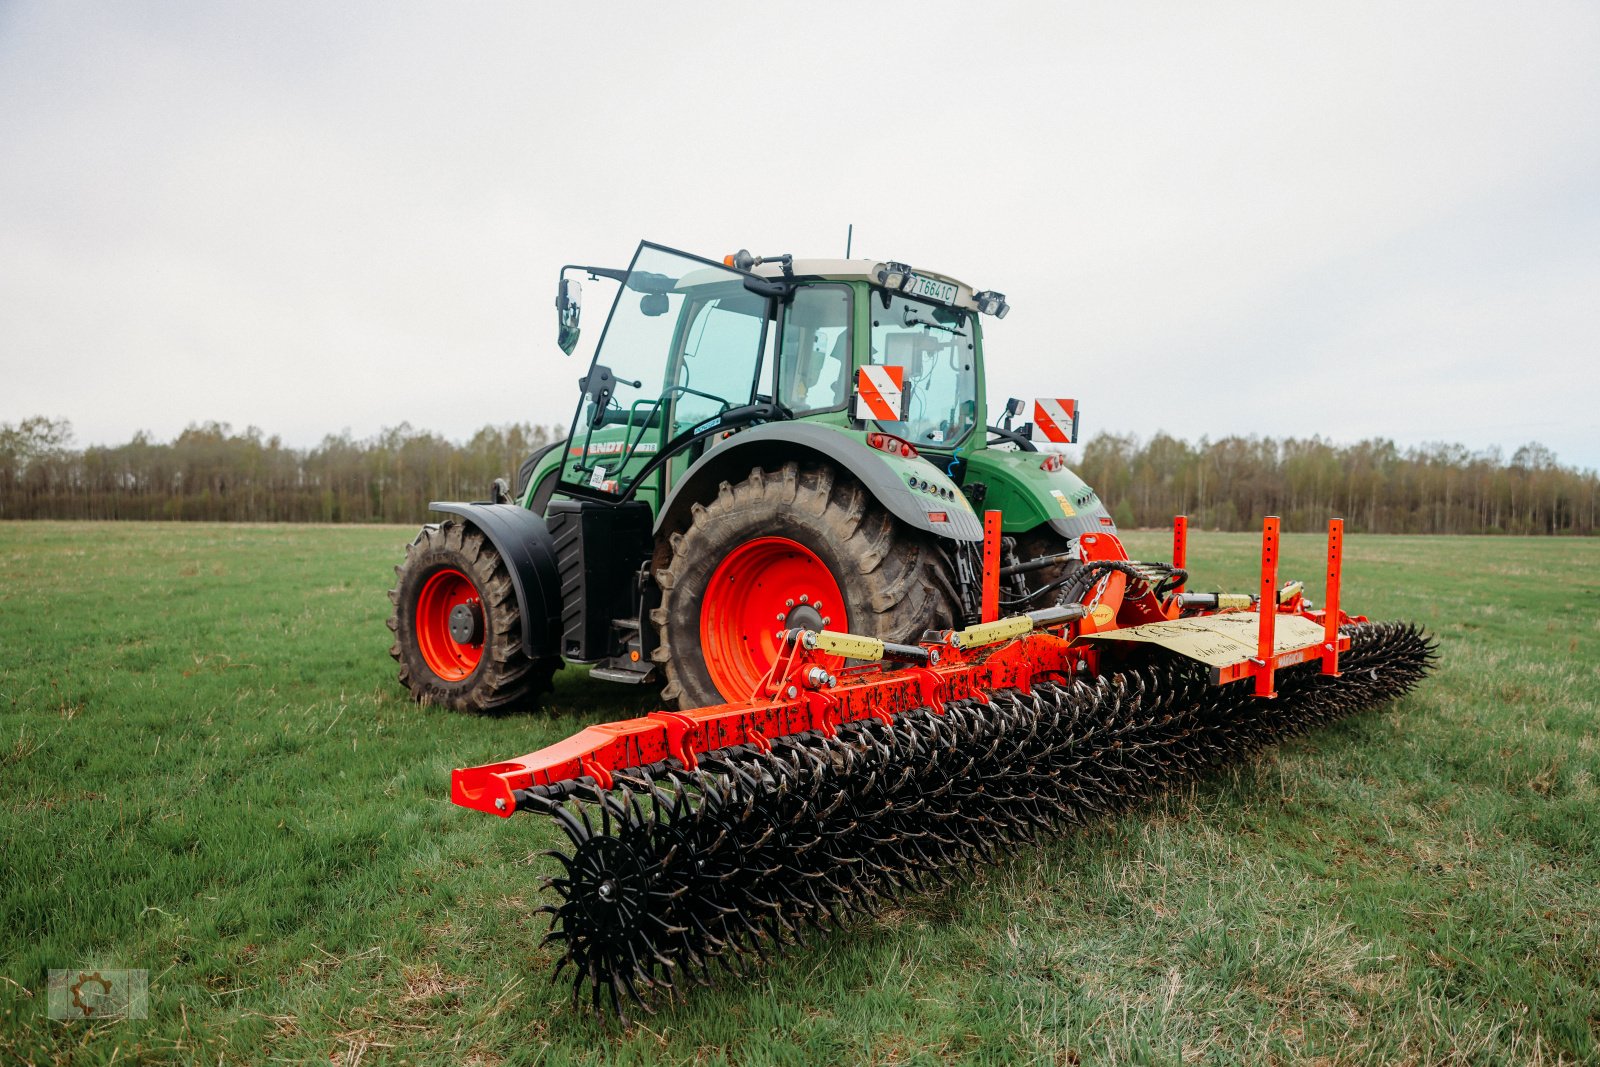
[845,223,853,258]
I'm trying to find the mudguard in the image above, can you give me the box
[427,502,563,658]
[657,422,983,542]
[961,448,1117,539]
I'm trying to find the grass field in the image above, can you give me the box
[1,521,1596,1066]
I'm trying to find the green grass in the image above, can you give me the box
[1,521,1596,1065]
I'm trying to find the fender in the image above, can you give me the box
[428,502,563,658]
[657,422,984,543]
[961,448,1118,539]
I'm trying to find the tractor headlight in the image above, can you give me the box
[876,261,913,291]
[975,290,1010,318]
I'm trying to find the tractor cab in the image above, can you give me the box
[551,243,1004,514]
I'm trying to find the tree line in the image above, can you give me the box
[1,416,1595,534]
[1072,433,1598,535]
[0,417,558,523]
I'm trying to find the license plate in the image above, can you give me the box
[905,274,957,304]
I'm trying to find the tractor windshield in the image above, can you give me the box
[868,290,977,448]
[562,243,773,498]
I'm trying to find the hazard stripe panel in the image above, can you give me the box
[854,365,906,421]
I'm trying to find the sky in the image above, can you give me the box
[3,2,1598,469]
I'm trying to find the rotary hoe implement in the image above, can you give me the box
[452,514,1436,1018]
[392,240,1434,1016]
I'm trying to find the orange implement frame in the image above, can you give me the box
[980,510,1002,623]
[1254,516,1281,698]
[1171,515,1188,595]
[1240,515,1349,696]
[1323,518,1344,676]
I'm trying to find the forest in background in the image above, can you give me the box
[1,416,1595,534]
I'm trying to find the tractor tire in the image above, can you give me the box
[651,461,959,709]
[387,520,559,713]
[1014,526,1083,606]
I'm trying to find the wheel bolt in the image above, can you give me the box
[785,599,795,607]
[799,594,808,603]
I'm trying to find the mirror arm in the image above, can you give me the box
[742,275,792,298]
[561,264,628,284]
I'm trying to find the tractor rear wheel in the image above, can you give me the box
[651,461,959,709]
[388,520,559,712]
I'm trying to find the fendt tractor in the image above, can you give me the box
[390,241,1434,1017]
[390,242,1110,712]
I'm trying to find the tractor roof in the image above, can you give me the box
[748,258,981,312]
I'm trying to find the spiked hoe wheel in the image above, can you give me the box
[450,514,1437,1018]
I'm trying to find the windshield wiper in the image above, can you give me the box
[902,307,962,334]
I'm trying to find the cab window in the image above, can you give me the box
[868,291,976,447]
[671,289,771,435]
[779,285,851,415]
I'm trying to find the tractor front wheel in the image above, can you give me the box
[388,521,558,712]
[652,462,958,708]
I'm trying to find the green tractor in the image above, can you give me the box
[388,241,1115,711]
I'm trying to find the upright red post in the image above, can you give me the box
[1255,515,1279,698]
[1172,515,1188,594]
[1322,518,1343,675]
[981,509,1002,623]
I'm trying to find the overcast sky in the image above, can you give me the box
[3,2,1597,469]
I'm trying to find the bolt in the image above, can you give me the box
[786,686,798,699]
[494,797,507,811]
[598,880,615,901]
[785,598,795,607]
[776,613,786,622]
[928,648,941,665]
[799,594,808,603]
[822,617,831,626]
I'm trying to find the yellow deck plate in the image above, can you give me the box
[1084,612,1326,669]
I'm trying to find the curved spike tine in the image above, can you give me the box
[574,798,598,840]
[619,964,654,1014]
[545,803,590,845]
[606,974,625,1020]
[541,849,577,874]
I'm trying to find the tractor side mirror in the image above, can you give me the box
[556,278,582,356]
[640,293,669,317]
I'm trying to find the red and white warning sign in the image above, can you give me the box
[1031,398,1080,444]
[854,364,907,421]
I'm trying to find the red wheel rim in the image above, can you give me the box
[416,568,483,681]
[700,536,846,700]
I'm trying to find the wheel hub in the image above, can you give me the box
[448,600,483,644]
[780,603,825,632]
